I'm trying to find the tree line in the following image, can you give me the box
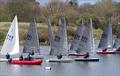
[0,0,120,34]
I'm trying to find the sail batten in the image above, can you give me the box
[22,19,40,54]
[0,16,19,55]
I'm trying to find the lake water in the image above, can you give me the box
[0,42,120,76]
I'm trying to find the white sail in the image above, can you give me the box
[77,18,94,53]
[0,16,19,55]
[98,18,112,49]
[113,31,120,48]
[22,19,40,54]
[69,19,85,53]
[50,17,68,55]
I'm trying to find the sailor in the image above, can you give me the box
[102,48,107,52]
[6,53,10,59]
[31,49,35,56]
[57,54,63,59]
[27,53,32,61]
[84,52,89,58]
[19,55,23,61]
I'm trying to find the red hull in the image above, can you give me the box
[68,53,84,56]
[96,51,120,54]
[10,59,43,65]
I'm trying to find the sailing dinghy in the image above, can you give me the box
[47,17,73,62]
[22,18,43,59]
[96,18,117,54]
[74,19,99,61]
[1,16,42,65]
[10,18,43,65]
[0,16,19,62]
[68,19,85,56]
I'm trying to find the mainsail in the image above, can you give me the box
[98,18,112,49]
[113,31,120,48]
[69,19,85,53]
[50,17,68,55]
[47,18,55,52]
[76,18,94,53]
[0,16,19,55]
[22,19,40,54]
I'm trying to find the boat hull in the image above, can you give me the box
[96,51,120,54]
[68,53,84,56]
[0,59,8,62]
[31,55,44,59]
[74,58,99,62]
[10,59,43,65]
[47,58,73,62]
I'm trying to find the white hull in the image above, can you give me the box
[0,59,8,62]
[47,58,73,62]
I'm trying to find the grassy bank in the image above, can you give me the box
[0,22,102,45]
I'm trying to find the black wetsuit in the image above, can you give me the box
[19,55,23,61]
[84,52,89,58]
[6,54,10,59]
[57,54,63,59]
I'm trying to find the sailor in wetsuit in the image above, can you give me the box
[84,52,90,58]
[6,53,10,59]
[19,55,23,61]
[31,49,35,56]
[6,53,12,62]
[57,54,63,59]
[102,48,107,52]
